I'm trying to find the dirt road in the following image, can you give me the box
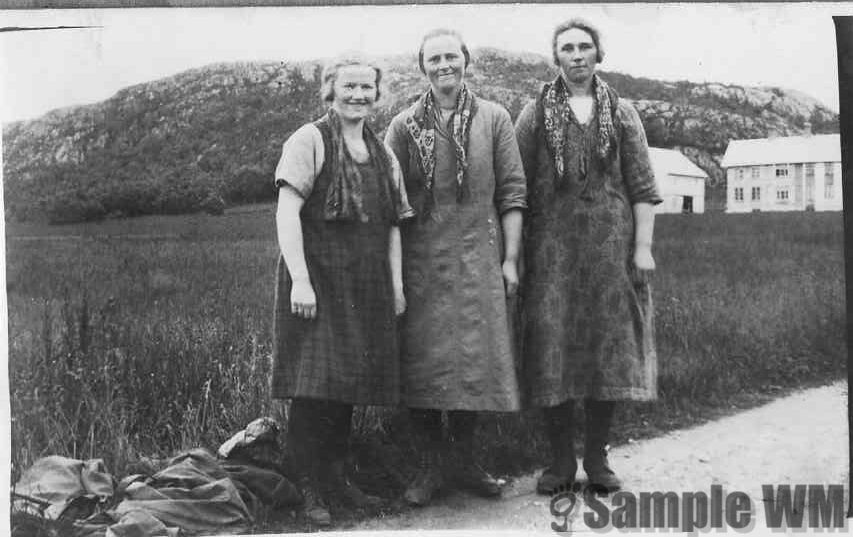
[326,381,848,534]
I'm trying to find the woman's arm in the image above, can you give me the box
[493,106,527,298]
[383,140,412,316]
[618,102,660,282]
[388,225,405,316]
[500,208,523,297]
[632,202,656,278]
[276,184,317,319]
[274,124,323,319]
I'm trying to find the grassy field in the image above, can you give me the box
[5,206,847,529]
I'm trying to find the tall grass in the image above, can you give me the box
[7,209,283,477]
[653,212,845,402]
[6,208,846,484]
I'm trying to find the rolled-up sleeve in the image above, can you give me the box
[274,124,324,198]
[618,102,662,205]
[385,143,416,222]
[492,106,528,214]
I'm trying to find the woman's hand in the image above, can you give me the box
[291,278,317,319]
[394,285,407,317]
[632,246,656,285]
[502,259,520,298]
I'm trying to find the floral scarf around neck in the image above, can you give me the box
[322,108,399,223]
[539,73,619,184]
[403,84,476,215]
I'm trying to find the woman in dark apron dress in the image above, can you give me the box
[271,57,414,526]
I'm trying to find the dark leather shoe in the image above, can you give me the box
[451,464,502,498]
[324,460,383,509]
[583,453,622,492]
[536,467,575,496]
[584,400,621,492]
[536,450,577,496]
[404,466,444,506]
[298,478,331,526]
[331,476,383,509]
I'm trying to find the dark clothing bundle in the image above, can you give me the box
[13,447,300,537]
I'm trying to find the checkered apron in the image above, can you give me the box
[271,118,400,405]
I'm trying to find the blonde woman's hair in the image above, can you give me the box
[319,56,383,103]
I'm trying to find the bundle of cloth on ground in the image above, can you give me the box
[13,419,300,536]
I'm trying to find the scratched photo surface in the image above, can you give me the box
[2,3,850,534]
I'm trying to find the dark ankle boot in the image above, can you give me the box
[448,440,502,498]
[297,475,332,526]
[404,443,445,507]
[447,411,501,498]
[583,400,622,492]
[324,459,382,509]
[537,400,577,495]
[287,398,348,525]
[320,403,382,509]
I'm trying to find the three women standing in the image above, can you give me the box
[515,19,661,494]
[272,57,413,526]
[272,19,660,523]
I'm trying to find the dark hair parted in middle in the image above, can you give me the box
[551,17,605,65]
[417,28,471,74]
[319,56,383,103]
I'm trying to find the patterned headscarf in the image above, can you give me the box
[540,73,619,184]
[404,84,477,215]
[323,109,399,223]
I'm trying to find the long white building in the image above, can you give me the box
[721,134,841,213]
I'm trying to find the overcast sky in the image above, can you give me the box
[1,3,852,123]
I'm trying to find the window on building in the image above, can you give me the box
[751,187,761,201]
[776,189,789,201]
[806,163,815,177]
[751,167,760,179]
[736,168,744,180]
[734,187,744,202]
[775,165,789,177]
[825,162,835,199]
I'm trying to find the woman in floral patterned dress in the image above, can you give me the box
[515,18,662,495]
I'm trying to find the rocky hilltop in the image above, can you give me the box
[3,48,838,222]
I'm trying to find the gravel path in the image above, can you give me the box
[328,381,849,534]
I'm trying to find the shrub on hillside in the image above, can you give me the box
[225,165,274,204]
[46,193,106,224]
[200,193,226,215]
[99,180,160,218]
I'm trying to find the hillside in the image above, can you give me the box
[2,48,838,223]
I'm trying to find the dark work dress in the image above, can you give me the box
[385,98,527,411]
[515,97,662,406]
[271,118,400,406]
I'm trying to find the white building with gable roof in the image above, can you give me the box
[721,134,841,212]
[647,147,707,214]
